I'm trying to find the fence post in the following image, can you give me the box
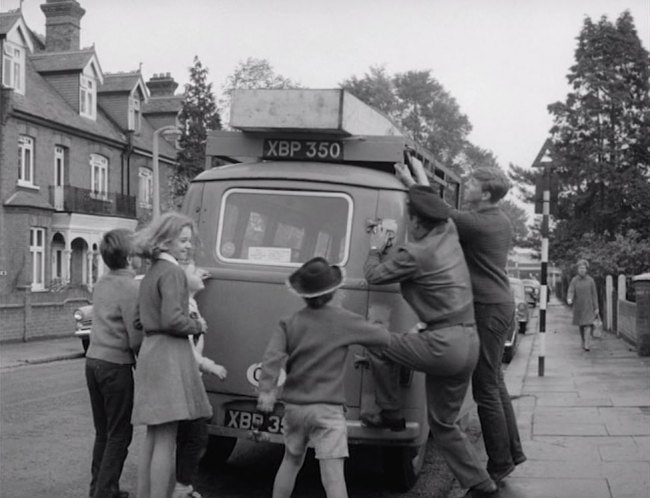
[633,273,650,356]
[605,275,613,331]
[617,275,626,337]
[16,285,32,342]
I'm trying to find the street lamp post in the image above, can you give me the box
[152,125,179,220]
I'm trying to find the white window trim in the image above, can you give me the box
[129,96,141,132]
[80,75,96,119]
[18,135,36,188]
[89,154,108,199]
[138,167,153,207]
[30,228,45,291]
[2,41,25,95]
[54,146,65,186]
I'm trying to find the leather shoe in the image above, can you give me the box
[360,412,406,431]
[464,478,498,497]
[489,464,515,483]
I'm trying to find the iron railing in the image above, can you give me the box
[49,186,136,218]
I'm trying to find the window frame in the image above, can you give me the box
[54,145,66,187]
[30,227,45,291]
[17,135,35,187]
[89,153,108,199]
[2,41,25,94]
[138,167,153,208]
[216,188,353,267]
[129,96,141,132]
[80,75,96,119]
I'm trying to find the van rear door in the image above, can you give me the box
[193,176,379,414]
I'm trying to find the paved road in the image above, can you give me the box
[0,357,462,498]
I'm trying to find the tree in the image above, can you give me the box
[172,56,221,206]
[500,199,530,246]
[547,11,650,250]
[341,66,471,175]
[219,57,300,125]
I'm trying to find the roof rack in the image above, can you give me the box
[205,89,461,188]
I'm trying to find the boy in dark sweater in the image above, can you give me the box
[257,257,390,498]
[85,229,142,498]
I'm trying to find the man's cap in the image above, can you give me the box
[408,185,451,222]
[287,257,344,298]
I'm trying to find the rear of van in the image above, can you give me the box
[183,160,428,488]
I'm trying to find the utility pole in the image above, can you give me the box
[152,125,179,220]
[533,139,557,377]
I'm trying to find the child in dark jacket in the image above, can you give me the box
[85,228,141,498]
[257,257,391,498]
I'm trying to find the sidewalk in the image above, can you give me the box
[0,336,84,369]
[496,300,650,498]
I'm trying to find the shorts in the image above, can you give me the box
[282,403,348,460]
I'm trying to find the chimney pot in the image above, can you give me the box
[146,73,179,97]
[40,0,86,52]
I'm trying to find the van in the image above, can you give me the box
[183,89,463,490]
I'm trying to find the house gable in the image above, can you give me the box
[98,71,149,131]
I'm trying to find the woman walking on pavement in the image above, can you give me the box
[567,259,600,351]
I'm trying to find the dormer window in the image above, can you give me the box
[2,41,25,94]
[129,96,141,132]
[80,75,96,119]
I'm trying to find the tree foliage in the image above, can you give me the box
[219,57,300,125]
[500,199,530,246]
[340,66,471,175]
[547,11,650,262]
[509,12,650,276]
[172,56,221,206]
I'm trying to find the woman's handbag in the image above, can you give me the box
[593,316,603,338]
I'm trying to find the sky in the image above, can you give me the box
[6,0,650,175]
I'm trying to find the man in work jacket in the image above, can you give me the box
[396,158,527,486]
[362,185,498,497]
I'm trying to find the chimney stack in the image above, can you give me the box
[40,0,86,52]
[146,73,179,97]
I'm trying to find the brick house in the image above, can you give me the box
[0,0,183,341]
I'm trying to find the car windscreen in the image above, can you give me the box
[216,188,352,267]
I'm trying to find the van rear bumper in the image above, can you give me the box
[207,420,422,446]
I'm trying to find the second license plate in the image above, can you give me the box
[224,409,284,434]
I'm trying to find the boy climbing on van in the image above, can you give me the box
[257,257,391,498]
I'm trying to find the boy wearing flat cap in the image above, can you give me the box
[257,257,391,498]
[363,185,497,497]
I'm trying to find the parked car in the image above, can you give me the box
[503,277,530,363]
[73,305,93,353]
[521,278,540,307]
[509,277,530,334]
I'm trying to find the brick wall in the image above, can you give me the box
[0,287,91,342]
[40,73,80,113]
[98,93,129,129]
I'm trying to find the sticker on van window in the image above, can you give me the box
[247,247,292,263]
[247,362,286,387]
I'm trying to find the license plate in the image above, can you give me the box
[224,409,284,434]
[263,138,343,161]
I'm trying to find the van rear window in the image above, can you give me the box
[217,189,352,266]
